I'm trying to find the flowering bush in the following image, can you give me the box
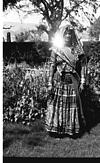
[3,63,50,125]
[87,42,100,104]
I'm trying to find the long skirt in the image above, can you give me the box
[45,71,86,136]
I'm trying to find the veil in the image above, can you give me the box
[50,24,84,68]
[59,25,84,56]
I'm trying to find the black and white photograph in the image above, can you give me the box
[2,0,100,160]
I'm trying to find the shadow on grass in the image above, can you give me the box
[30,119,45,132]
[48,132,84,139]
[3,119,47,151]
[5,129,30,135]
[23,132,47,148]
[3,119,44,135]
[23,119,47,148]
[3,138,14,149]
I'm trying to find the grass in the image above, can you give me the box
[3,118,100,157]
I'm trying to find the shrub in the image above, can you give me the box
[87,43,100,90]
[3,63,50,125]
[86,42,100,106]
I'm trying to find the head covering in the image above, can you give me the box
[51,24,84,68]
[59,25,84,55]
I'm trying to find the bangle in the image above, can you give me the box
[81,77,85,84]
[48,83,52,86]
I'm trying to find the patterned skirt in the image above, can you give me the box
[45,71,86,136]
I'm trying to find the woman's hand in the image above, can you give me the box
[48,84,53,94]
[79,84,84,92]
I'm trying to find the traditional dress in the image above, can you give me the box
[45,26,86,136]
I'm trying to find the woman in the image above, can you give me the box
[45,25,86,137]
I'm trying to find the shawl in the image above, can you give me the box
[51,25,84,68]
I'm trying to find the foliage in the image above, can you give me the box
[3,0,19,10]
[15,31,31,42]
[3,63,50,125]
[87,42,100,92]
[89,16,100,39]
[3,0,100,41]
[83,42,100,108]
[15,29,47,42]
[77,42,100,110]
[3,42,51,65]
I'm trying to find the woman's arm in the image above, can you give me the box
[48,50,57,89]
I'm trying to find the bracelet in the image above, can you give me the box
[48,83,52,86]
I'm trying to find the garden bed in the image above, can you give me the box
[3,62,50,125]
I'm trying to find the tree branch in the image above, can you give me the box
[63,0,85,21]
[40,0,52,24]
[81,9,94,24]
[37,24,49,35]
[43,0,51,10]
[58,0,64,21]
[41,0,49,16]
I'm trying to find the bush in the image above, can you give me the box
[87,43,100,91]
[3,42,50,66]
[3,63,50,125]
[85,42,100,106]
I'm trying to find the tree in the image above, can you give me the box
[89,16,100,40]
[3,0,19,10]
[3,0,100,42]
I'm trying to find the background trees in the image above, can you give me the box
[3,0,100,42]
[89,16,100,40]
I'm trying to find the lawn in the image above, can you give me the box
[3,118,100,158]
